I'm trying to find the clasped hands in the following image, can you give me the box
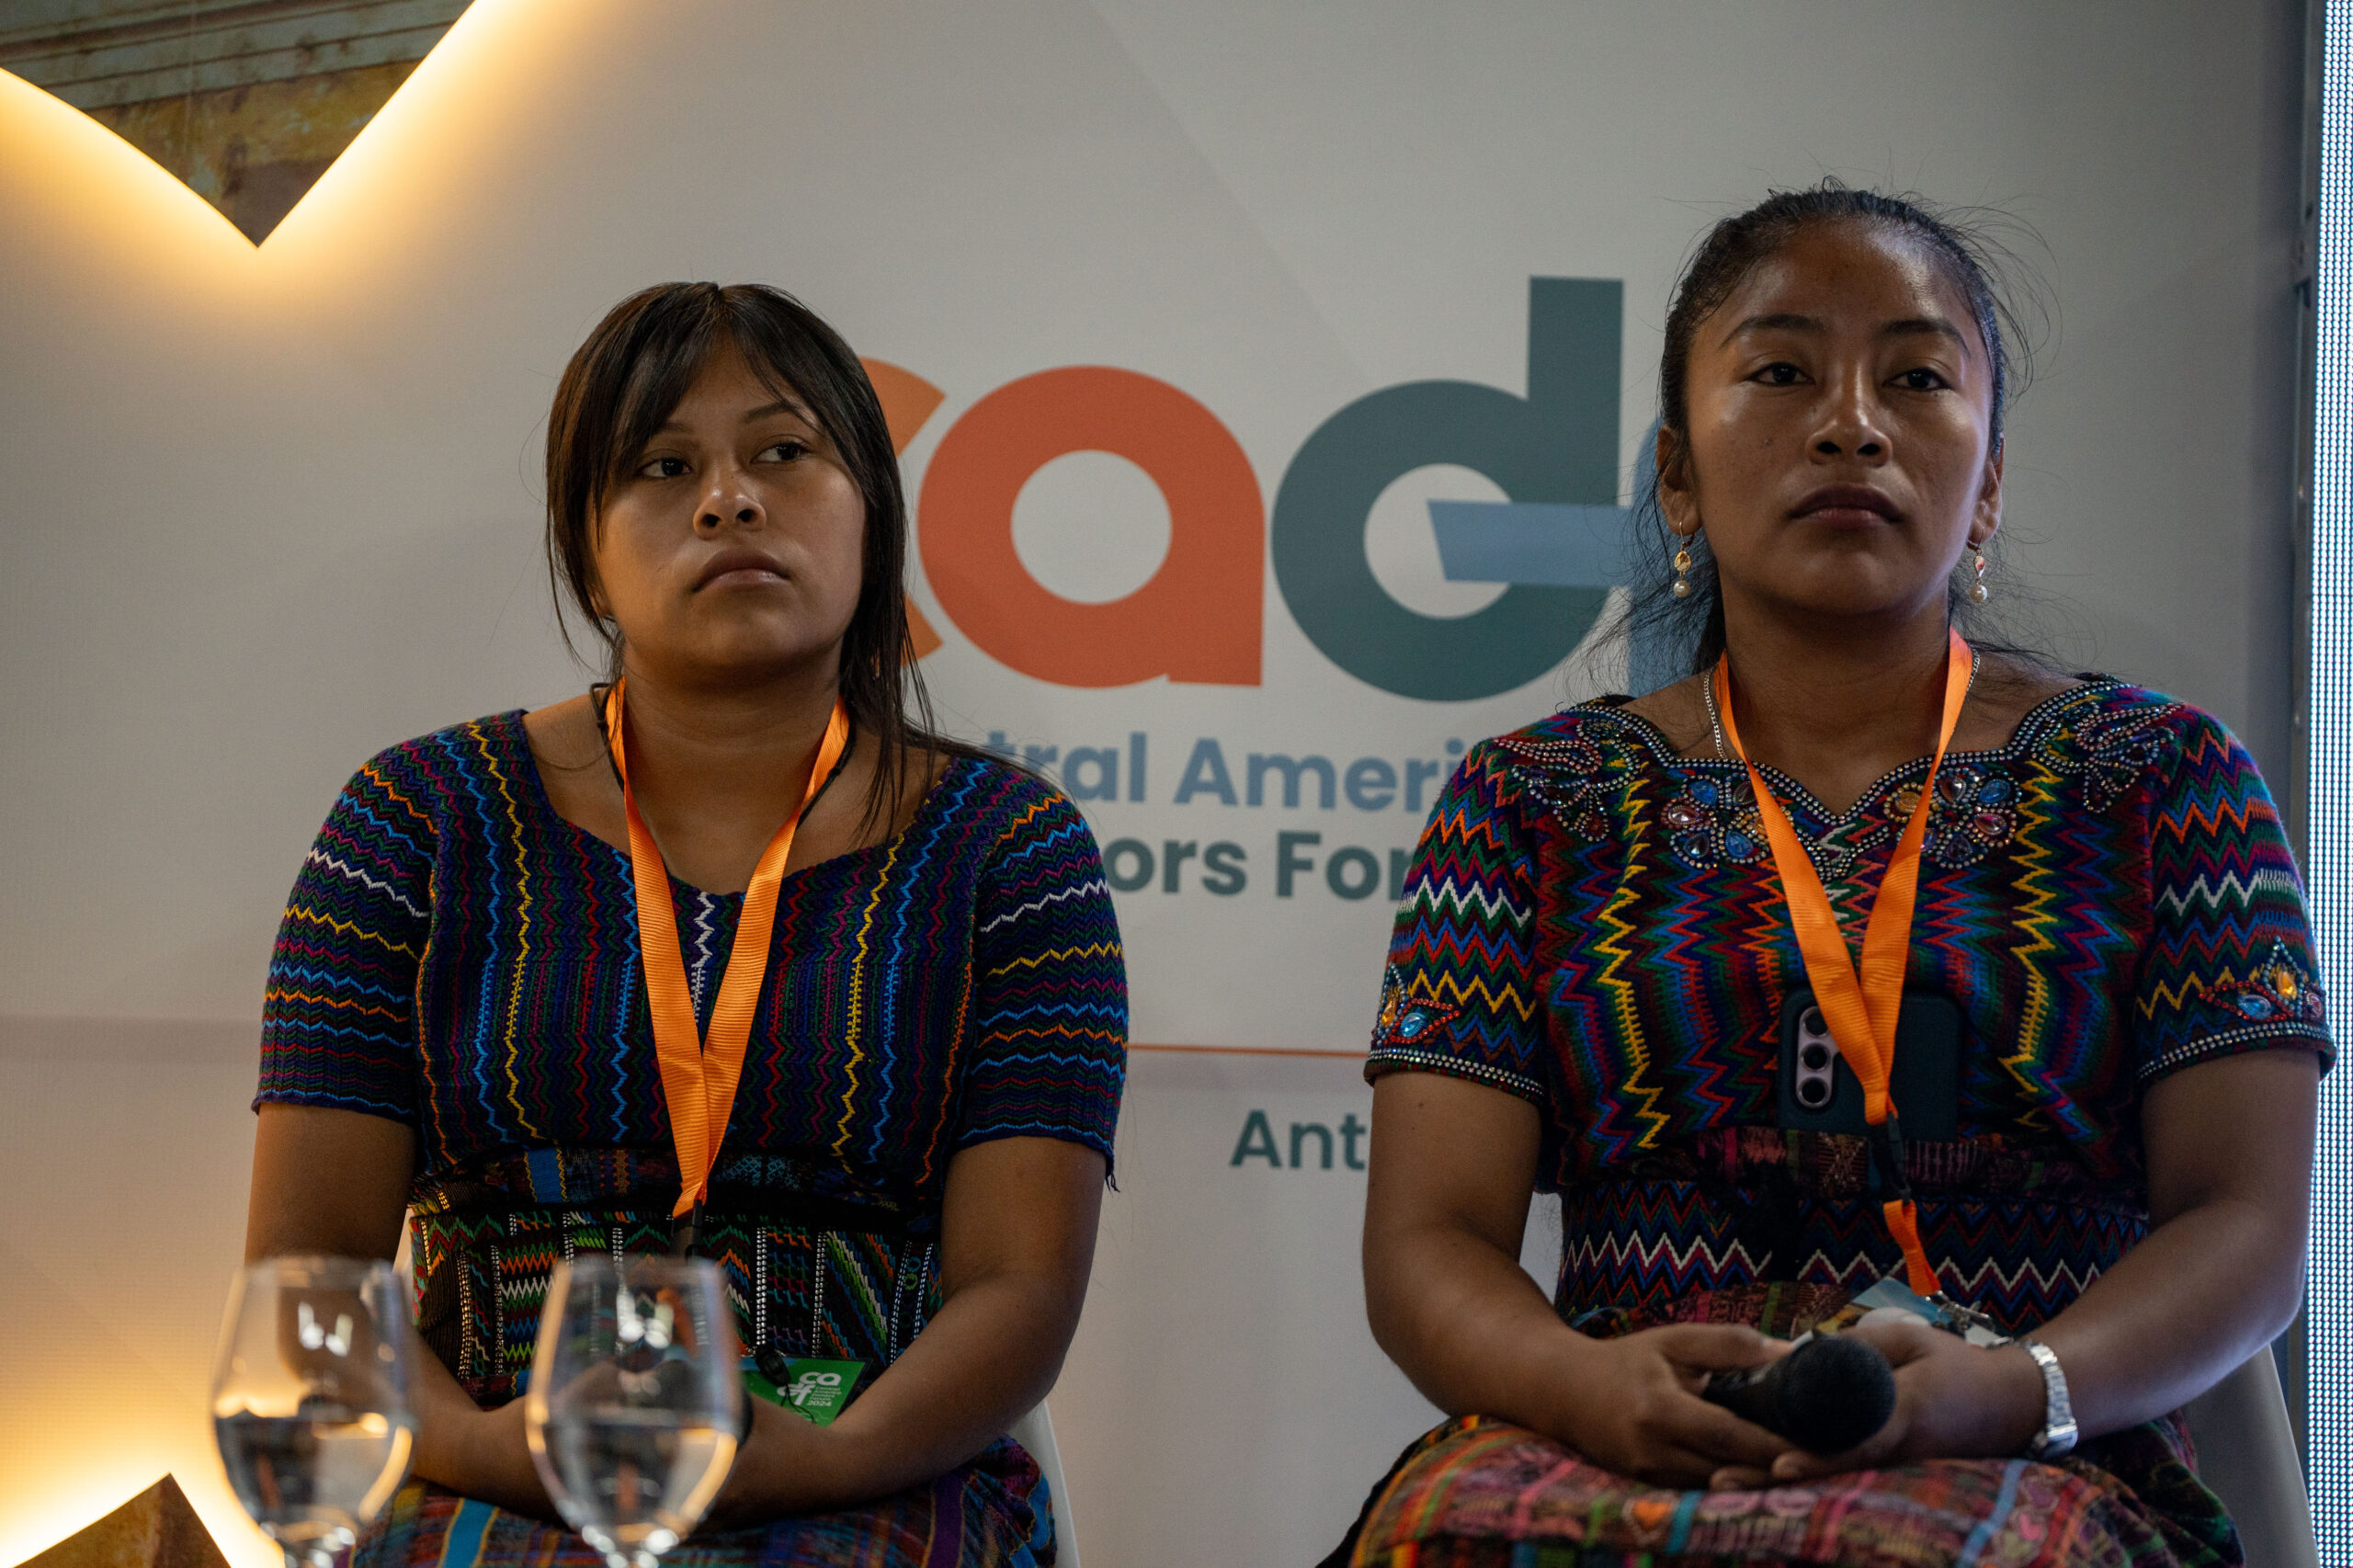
[1542,1316,2051,1492]
[423,1385,864,1528]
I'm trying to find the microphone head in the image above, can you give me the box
[1778,1335,1897,1455]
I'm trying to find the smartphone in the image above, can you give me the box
[1775,986,1962,1141]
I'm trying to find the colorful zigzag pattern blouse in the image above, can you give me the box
[1368,679,2330,1342]
[256,711,1127,1407]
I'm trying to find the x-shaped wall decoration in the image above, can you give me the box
[0,0,472,243]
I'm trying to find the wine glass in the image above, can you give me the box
[212,1256,416,1568]
[525,1256,742,1568]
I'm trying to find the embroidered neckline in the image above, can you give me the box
[1569,676,2127,833]
[499,709,970,902]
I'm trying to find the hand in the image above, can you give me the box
[1543,1323,1795,1488]
[1707,1319,2046,1488]
[699,1399,861,1528]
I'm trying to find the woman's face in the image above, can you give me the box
[1659,221,2002,632]
[593,344,868,690]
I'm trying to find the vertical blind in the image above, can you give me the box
[2311,0,2351,1554]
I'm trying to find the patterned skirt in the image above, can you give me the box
[1322,1415,2237,1568]
[356,1437,1052,1568]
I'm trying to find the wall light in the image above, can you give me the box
[0,0,472,244]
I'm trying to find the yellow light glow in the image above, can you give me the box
[0,0,550,281]
[0,1471,166,1568]
[0,66,253,288]
[0,1452,278,1568]
[179,1471,285,1568]
[260,0,556,278]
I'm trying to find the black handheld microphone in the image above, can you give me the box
[1702,1335,1897,1455]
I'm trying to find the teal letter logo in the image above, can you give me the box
[1271,278,1625,700]
[1231,1109,1282,1167]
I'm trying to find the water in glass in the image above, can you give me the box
[211,1257,415,1568]
[527,1256,741,1568]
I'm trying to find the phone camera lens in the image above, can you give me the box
[1801,1045,1830,1070]
[1802,1007,1824,1035]
[1798,1079,1831,1108]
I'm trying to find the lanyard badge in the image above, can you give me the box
[604,680,853,1250]
[1711,628,1973,1300]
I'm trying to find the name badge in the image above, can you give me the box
[742,1352,866,1426]
[1818,1274,2013,1346]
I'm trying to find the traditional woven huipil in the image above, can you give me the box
[257,712,1127,1568]
[1337,679,2329,1568]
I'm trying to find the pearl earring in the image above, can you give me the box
[1967,544,1990,604]
[1672,538,1695,598]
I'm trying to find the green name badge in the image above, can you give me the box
[741,1354,865,1426]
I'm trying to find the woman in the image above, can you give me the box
[245,283,1126,1567]
[1332,187,2325,1566]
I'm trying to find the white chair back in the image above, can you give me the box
[2183,1348,2315,1568]
[1008,1401,1079,1567]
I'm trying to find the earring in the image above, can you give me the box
[1966,544,1990,604]
[1672,536,1696,598]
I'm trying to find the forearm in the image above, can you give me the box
[710,1136,1105,1519]
[245,1105,559,1509]
[2034,1194,2303,1438]
[733,1267,1082,1514]
[1366,1218,1594,1437]
[2023,1050,2319,1441]
[406,1325,487,1484]
[404,1324,558,1517]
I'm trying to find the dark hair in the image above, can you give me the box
[544,282,970,831]
[1625,181,2049,680]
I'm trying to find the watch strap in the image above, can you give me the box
[2020,1338,2078,1460]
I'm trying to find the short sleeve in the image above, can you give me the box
[2134,712,2332,1085]
[956,785,1129,1165]
[1365,744,1547,1103]
[255,752,436,1121]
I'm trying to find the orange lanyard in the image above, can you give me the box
[603,680,852,1241]
[1711,627,1973,1298]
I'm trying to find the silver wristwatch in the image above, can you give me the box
[2020,1339,2078,1460]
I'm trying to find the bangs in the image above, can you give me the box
[586,293,874,518]
[597,309,717,499]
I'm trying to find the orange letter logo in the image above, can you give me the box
[918,368,1263,687]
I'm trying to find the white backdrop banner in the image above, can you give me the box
[883,280,1623,1557]
[0,3,2303,1564]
